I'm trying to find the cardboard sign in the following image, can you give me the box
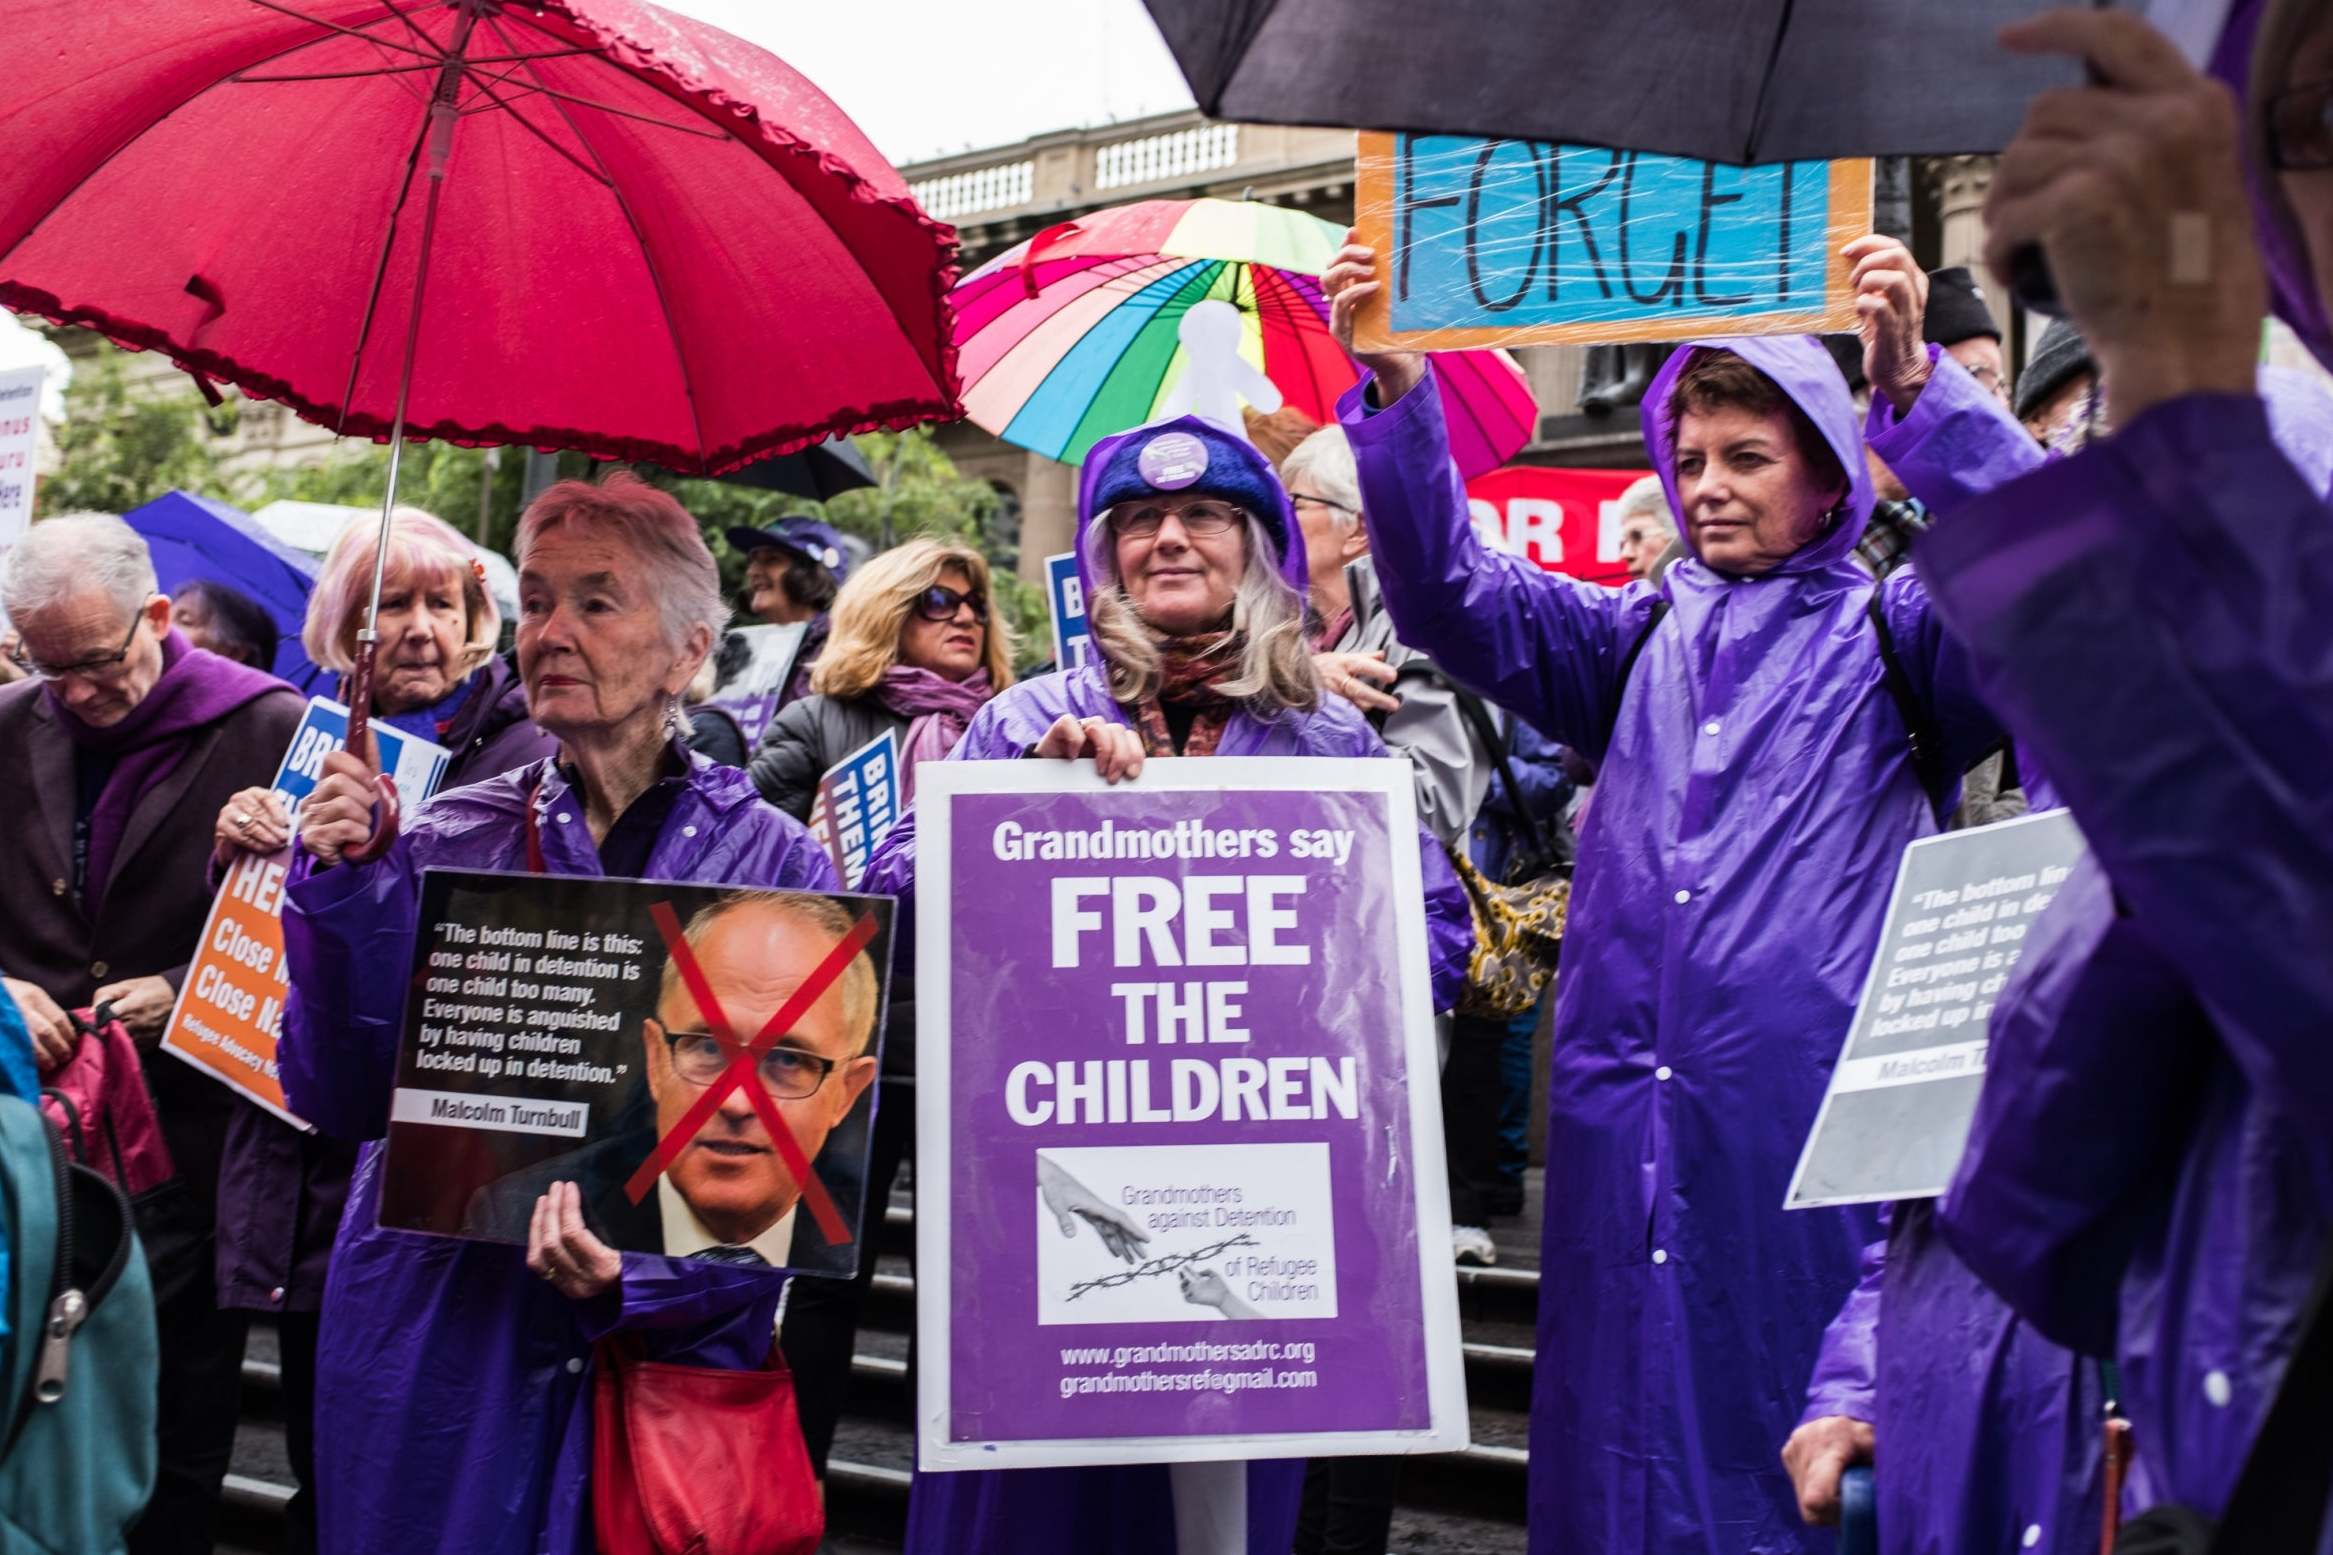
[1354,132,1872,351]
[1466,465,1654,587]
[378,870,894,1277]
[703,621,808,747]
[915,757,1468,1470]
[0,364,43,575]
[1046,551,1095,672]
[160,698,451,1127]
[1786,811,2089,1210]
[806,731,901,890]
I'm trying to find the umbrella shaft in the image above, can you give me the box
[352,3,484,760]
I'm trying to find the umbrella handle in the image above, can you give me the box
[338,636,402,864]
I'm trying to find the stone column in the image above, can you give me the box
[1929,156,1997,271]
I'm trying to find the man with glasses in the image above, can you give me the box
[465,890,879,1271]
[0,511,303,1555]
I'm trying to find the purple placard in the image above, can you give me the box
[916,758,1466,1469]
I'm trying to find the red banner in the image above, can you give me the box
[1463,465,1654,588]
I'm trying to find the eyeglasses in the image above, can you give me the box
[1109,499,1245,539]
[1291,492,1356,517]
[7,617,143,683]
[659,1026,841,1099]
[914,584,988,624]
[2267,77,2333,170]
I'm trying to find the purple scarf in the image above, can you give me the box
[874,666,993,801]
[49,628,288,910]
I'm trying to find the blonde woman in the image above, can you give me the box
[747,536,1013,819]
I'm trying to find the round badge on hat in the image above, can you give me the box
[1137,430,1209,491]
[820,546,841,568]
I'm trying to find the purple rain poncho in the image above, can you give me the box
[1338,335,2011,1554]
[1922,1,2333,1537]
[862,416,1471,1555]
[278,750,836,1555]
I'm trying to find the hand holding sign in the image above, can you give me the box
[1847,235,1933,417]
[1033,714,1147,784]
[1323,232,1427,405]
[213,785,292,867]
[526,1180,621,1300]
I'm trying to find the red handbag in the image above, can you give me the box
[591,1335,823,1555]
[38,1009,175,1198]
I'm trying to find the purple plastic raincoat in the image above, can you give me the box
[278,749,836,1555]
[1923,3,2333,1535]
[1341,337,2007,1554]
[864,420,1471,1555]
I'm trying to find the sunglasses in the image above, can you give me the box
[915,584,988,624]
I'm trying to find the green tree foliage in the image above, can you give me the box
[248,441,536,554]
[34,341,239,518]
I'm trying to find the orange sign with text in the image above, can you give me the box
[163,850,304,1125]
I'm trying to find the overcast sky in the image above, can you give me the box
[658,0,1196,167]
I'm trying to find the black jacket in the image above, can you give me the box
[747,692,908,822]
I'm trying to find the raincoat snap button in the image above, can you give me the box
[2203,1369,2232,1407]
[556,812,572,825]
[566,1357,585,1375]
[1655,1065,1673,1081]
[2022,1527,2042,1549]
[1651,1248,1668,1265]
[682,825,698,837]
[269,1286,285,1304]
[1703,720,1720,736]
[1672,890,1691,905]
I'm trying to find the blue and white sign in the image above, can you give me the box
[1046,551,1094,673]
[276,696,452,816]
[808,730,901,890]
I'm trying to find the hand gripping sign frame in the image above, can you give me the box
[913,756,1468,1471]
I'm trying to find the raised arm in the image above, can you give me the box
[279,835,422,1141]
[1917,395,2333,1167]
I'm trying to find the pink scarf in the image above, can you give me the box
[875,667,994,800]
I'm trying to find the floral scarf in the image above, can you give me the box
[1129,630,1243,758]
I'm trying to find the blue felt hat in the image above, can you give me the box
[722,515,853,581]
[1076,417,1305,593]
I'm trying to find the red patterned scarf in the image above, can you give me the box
[1129,630,1242,758]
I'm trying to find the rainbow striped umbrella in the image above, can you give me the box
[949,197,1538,473]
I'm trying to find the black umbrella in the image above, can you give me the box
[1136,0,2081,164]
[656,437,877,501]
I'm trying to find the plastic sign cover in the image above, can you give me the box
[914,757,1468,1470]
[1354,131,1872,351]
[378,869,894,1279]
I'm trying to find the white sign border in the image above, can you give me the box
[915,755,1470,1471]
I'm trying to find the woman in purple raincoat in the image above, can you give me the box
[861,414,1470,1555]
[1898,1,2333,1540]
[1321,241,2010,1552]
[277,474,836,1555]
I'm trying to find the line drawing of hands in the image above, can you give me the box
[1177,1266,1262,1320]
[1037,1155,1154,1265]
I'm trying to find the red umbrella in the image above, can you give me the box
[0,0,961,849]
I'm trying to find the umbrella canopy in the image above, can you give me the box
[953,198,1536,474]
[1136,0,2077,165]
[124,489,330,693]
[250,499,522,621]
[0,0,961,475]
[699,435,877,499]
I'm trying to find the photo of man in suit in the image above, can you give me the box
[465,890,880,1271]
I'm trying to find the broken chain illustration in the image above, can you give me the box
[1066,1234,1261,1302]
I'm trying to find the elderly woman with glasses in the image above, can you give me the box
[741,534,1012,1480]
[271,474,836,1555]
[857,416,1471,1555]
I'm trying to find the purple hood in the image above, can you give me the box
[2216,0,2333,368]
[1639,334,1876,577]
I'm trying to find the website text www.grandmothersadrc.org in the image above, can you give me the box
[1053,1337,1320,1399]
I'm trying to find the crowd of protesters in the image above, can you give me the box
[1,2,2330,1553]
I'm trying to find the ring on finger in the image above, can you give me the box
[232,810,254,830]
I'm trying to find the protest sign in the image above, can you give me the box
[1353,132,1872,351]
[806,730,901,889]
[1466,464,1652,588]
[1045,551,1095,671]
[914,757,1467,1470]
[1786,811,2089,1210]
[0,364,43,574]
[377,870,893,1277]
[702,621,808,746]
[160,698,450,1126]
